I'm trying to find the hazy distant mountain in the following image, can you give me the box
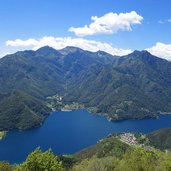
[0,46,171,130]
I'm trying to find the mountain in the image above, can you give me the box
[0,46,171,130]
[0,91,50,130]
[73,135,130,160]
[0,47,65,98]
[63,50,171,121]
[147,128,171,150]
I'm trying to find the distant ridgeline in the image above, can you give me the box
[0,46,171,130]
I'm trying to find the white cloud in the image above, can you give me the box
[158,20,164,24]
[146,42,171,61]
[0,52,10,58]
[158,19,171,24]
[168,19,171,23]
[6,36,132,56]
[6,38,38,47]
[69,11,143,36]
[6,37,171,61]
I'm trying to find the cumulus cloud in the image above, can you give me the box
[6,38,38,47]
[69,11,143,36]
[6,36,132,56]
[146,42,171,61]
[5,37,171,61]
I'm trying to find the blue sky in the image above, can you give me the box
[0,0,171,59]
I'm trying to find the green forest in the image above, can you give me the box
[1,47,171,131]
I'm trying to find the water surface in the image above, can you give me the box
[0,109,171,163]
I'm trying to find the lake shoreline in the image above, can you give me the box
[1,109,171,164]
[0,131,6,140]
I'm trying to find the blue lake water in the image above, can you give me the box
[1,109,171,164]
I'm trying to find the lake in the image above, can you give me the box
[0,109,171,164]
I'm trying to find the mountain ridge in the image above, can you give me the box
[0,46,171,130]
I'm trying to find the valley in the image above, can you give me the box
[1,0,171,170]
[0,46,171,169]
[1,46,171,131]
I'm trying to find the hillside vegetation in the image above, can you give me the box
[0,91,50,130]
[1,135,171,171]
[0,46,171,130]
[147,128,171,150]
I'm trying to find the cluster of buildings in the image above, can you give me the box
[120,133,138,145]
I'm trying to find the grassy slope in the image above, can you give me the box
[74,135,130,160]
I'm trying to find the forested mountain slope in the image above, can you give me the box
[0,46,171,130]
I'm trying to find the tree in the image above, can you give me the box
[15,148,63,171]
[117,147,160,171]
[72,156,119,171]
[0,162,13,171]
